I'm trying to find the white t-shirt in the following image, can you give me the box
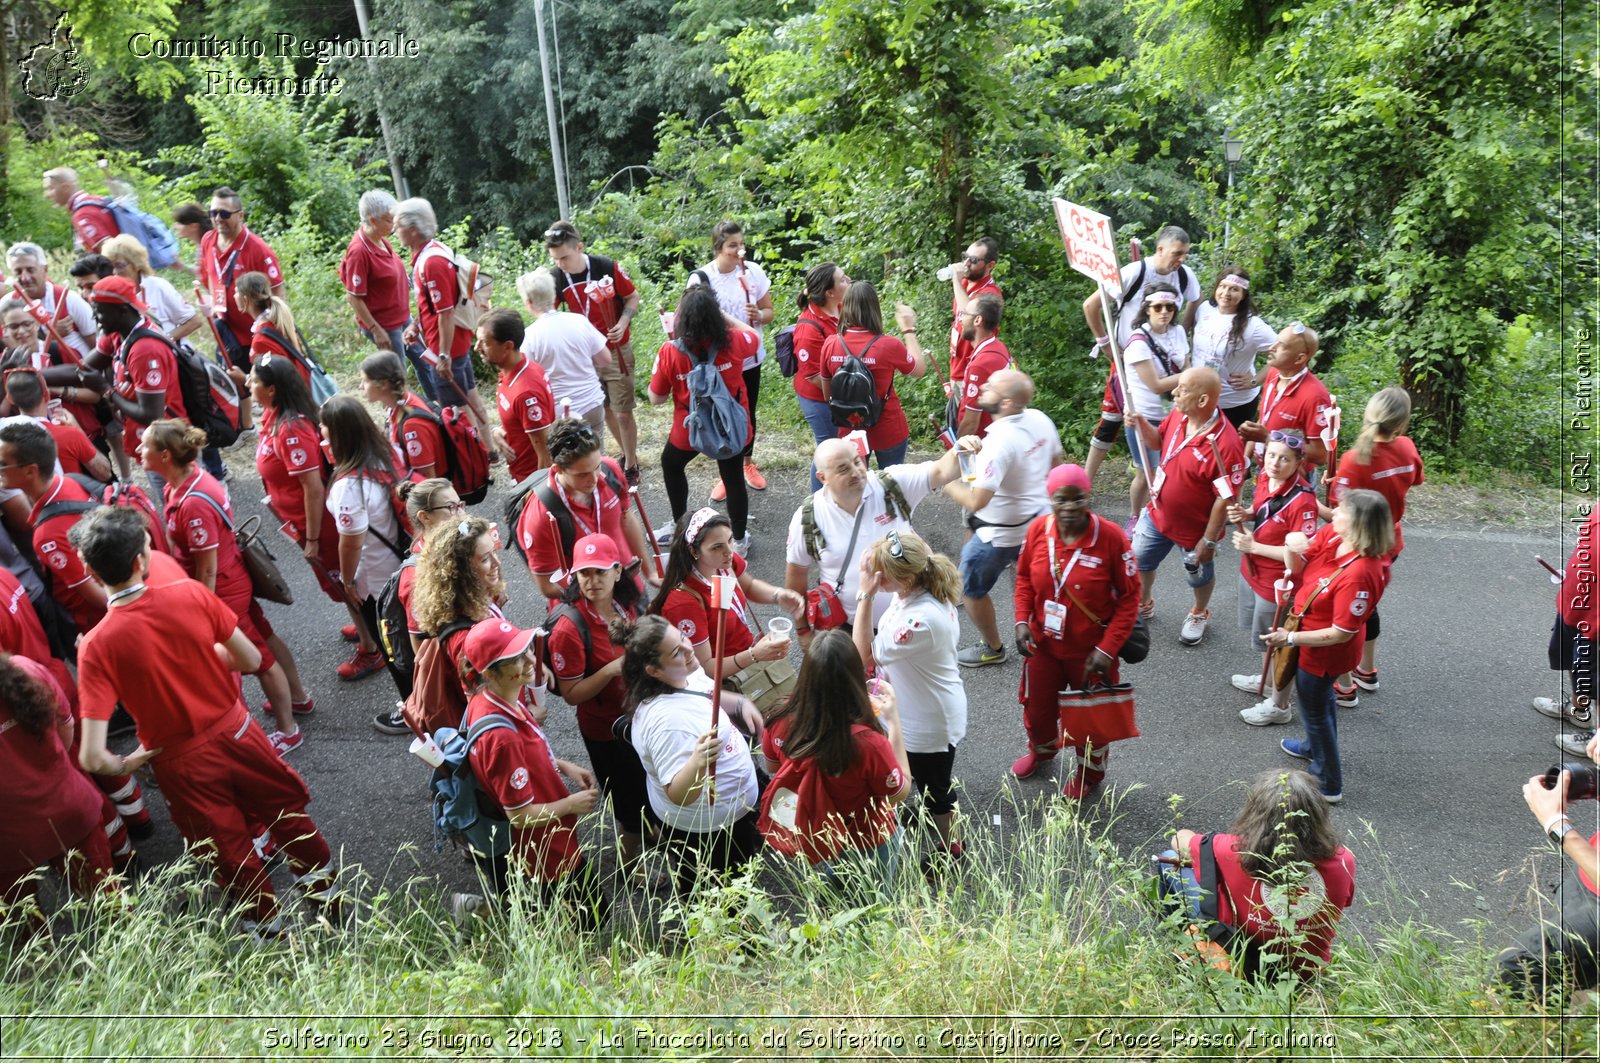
[325,474,405,599]
[1112,261,1202,345]
[29,284,97,358]
[633,684,760,833]
[521,311,608,418]
[1190,302,1276,410]
[687,259,771,369]
[971,408,1061,547]
[785,463,934,627]
[1121,324,1189,420]
[138,275,197,338]
[872,590,965,753]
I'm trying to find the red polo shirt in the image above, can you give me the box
[163,468,252,612]
[464,690,581,882]
[198,228,282,347]
[1331,436,1424,557]
[39,419,98,477]
[389,393,447,477]
[28,475,103,633]
[339,228,411,331]
[547,598,633,741]
[660,554,756,657]
[495,358,556,482]
[1148,412,1247,549]
[515,457,633,579]
[956,336,1014,434]
[553,256,637,347]
[1241,474,1320,601]
[949,277,1002,381]
[1292,524,1388,678]
[791,305,838,403]
[68,192,118,252]
[413,242,473,361]
[1256,368,1334,468]
[111,328,186,452]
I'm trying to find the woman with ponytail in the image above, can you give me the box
[236,271,313,389]
[792,263,849,487]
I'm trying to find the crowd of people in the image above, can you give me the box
[0,171,1591,997]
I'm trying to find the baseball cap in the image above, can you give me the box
[570,533,622,572]
[1046,463,1091,495]
[88,275,150,315]
[462,618,537,677]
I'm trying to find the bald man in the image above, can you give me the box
[43,168,119,253]
[786,436,961,639]
[942,369,1063,666]
[1128,366,1247,646]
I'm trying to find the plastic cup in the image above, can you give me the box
[958,451,976,482]
[767,616,793,640]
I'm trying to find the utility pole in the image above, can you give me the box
[532,0,571,219]
[353,0,410,200]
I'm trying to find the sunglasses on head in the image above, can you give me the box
[885,530,905,559]
[1268,430,1306,454]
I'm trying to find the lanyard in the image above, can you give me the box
[691,568,751,628]
[1045,517,1088,597]
[107,582,147,606]
[1162,410,1220,466]
[482,690,561,773]
[552,471,602,538]
[561,256,595,320]
[1259,369,1308,425]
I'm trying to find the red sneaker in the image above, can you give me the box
[1010,749,1056,780]
[743,461,767,490]
[269,728,304,757]
[260,698,316,717]
[337,647,385,682]
[340,623,358,643]
[710,478,728,503]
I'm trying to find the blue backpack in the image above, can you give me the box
[85,196,182,270]
[679,339,750,461]
[429,713,516,858]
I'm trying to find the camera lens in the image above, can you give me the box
[1545,763,1600,802]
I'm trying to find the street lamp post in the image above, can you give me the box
[1222,132,1244,252]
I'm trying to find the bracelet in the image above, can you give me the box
[903,328,918,335]
[1287,632,1297,647]
[1096,336,1111,347]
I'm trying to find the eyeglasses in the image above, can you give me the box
[963,255,988,266]
[1268,430,1306,454]
[886,530,905,559]
[1148,304,1177,313]
[427,500,467,514]
[2,321,37,333]
[208,208,239,220]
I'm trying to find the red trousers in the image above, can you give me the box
[2,819,114,904]
[1019,646,1123,762]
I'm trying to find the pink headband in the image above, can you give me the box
[1221,274,1250,291]
[685,507,719,545]
[1143,290,1179,307]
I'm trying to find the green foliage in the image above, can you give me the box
[55,0,186,98]
[2,130,180,249]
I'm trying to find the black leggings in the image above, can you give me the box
[661,441,748,538]
[742,364,762,459]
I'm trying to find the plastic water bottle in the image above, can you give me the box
[1182,550,1200,575]
[936,265,957,282]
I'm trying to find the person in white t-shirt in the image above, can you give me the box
[101,235,202,344]
[5,242,99,361]
[1105,284,1190,530]
[686,221,775,497]
[941,369,1063,667]
[1083,226,1203,349]
[515,269,611,437]
[784,437,961,634]
[1183,264,1277,426]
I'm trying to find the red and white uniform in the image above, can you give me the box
[11,281,96,360]
[1255,367,1334,468]
[1147,411,1247,549]
[955,335,1014,434]
[339,228,411,332]
[412,241,472,363]
[758,724,904,865]
[1330,436,1424,558]
[648,333,756,452]
[163,468,277,673]
[1240,474,1320,601]
[67,192,119,252]
[790,304,838,403]
[255,408,342,603]
[110,326,186,452]
[553,255,637,347]
[388,393,446,477]
[949,277,1002,383]
[1187,832,1356,975]
[820,329,916,452]
[494,357,555,482]
[197,228,282,349]
[515,457,633,582]
[28,475,103,633]
[463,689,582,881]
[1290,524,1388,678]
[248,318,311,388]
[660,555,756,658]
[547,599,633,741]
[38,419,98,478]
[0,567,74,708]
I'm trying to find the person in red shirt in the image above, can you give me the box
[1239,323,1333,473]
[1011,464,1140,799]
[71,506,337,935]
[82,277,187,463]
[476,309,554,482]
[1128,366,1248,647]
[647,287,758,550]
[951,293,1014,438]
[0,421,106,632]
[43,167,118,252]
[513,418,649,602]
[820,280,927,469]
[342,190,438,404]
[2,368,112,481]
[455,618,602,924]
[791,262,850,489]
[1327,386,1425,708]
[142,419,312,755]
[195,187,283,369]
[394,197,492,442]
[1257,489,1394,802]
[360,351,447,480]
[235,271,313,389]
[943,236,1003,384]
[0,296,111,467]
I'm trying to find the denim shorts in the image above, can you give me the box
[959,533,1022,599]
[1131,510,1214,589]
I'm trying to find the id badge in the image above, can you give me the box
[1043,600,1067,637]
[1150,466,1167,496]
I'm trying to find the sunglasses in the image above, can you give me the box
[208,208,239,220]
[1289,322,1307,335]
[963,255,989,266]
[886,529,905,559]
[1268,430,1306,454]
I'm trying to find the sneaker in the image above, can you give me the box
[731,533,751,557]
[1139,598,1156,621]
[625,465,641,487]
[1178,609,1210,646]
[1280,737,1312,761]
[372,708,411,736]
[1534,696,1594,727]
[446,891,488,922]
[339,623,358,643]
[1062,772,1102,801]
[1352,667,1379,692]
[337,647,385,682]
[1335,683,1359,710]
[653,524,674,548]
[743,461,767,490]
[1320,789,1343,806]
[1231,673,1265,695]
[269,728,304,757]
[1010,749,1056,780]
[1557,730,1596,758]
[260,698,316,717]
[1240,698,1293,726]
[710,478,728,503]
[253,832,280,867]
[958,643,1007,668]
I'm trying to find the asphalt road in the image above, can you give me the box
[116,429,1579,950]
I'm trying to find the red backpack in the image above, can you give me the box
[395,403,490,505]
[39,475,172,556]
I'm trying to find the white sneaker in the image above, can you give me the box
[1231,673,1265,695]
[652,525,674,548]
[1179,609,1210,646]
[1557,730,1596,758]
[1534,696,1594,727]
[732,533,751,557]
[1240,698,1293,726]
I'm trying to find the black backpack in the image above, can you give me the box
[772,325,798,377]
[542,602,593,697]
[375,555,421,679]
[550,254,619,304]
[122,325,242,449]
[504,462,626,566]
[828,335,885,429]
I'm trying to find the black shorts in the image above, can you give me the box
[1550,616,1597,701]
[582,735,648,836]
[904,746,960,816]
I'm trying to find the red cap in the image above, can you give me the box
[88,276,150,315]
[462,618,537,677]
[570,532,622,572]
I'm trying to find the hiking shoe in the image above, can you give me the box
[1280,737,1312,761]
[1139,598,1156,621]
[446,892,489,922]
[710,478,728,503]
[372,709,410,736]
[1178,609,1210,646]
[1231,673,1265,695]
[339,623,358,643]
[732,533,751,557]
[1557,730,1596,758]
[336,647,384,682]
[1010,749,1056,780]
[1240,698,1293,726]
[1352,667,1379,692]
[625,464,641,487]
[1534,696,1594,727]
[269,728,304,758]
[958,643,1007,668]
[1335,683,1359,710]
[744,461,767,490]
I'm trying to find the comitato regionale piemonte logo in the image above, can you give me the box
[21,15,89,102]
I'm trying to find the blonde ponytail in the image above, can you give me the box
[1353,386,1412,463]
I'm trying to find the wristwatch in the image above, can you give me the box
[1549,819,1577,847]
[1201,537,1222,550]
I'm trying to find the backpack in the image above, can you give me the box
[798,469,912,562]
[679,340,749,461]
[505,462,626,566]
[429,712,516,857]
[375,555,421,679]
[1191,833,1265,979]
[78,196,182,271]
[38,473,172,556]
[542,602,592,697]
[419,244,492,332]
[1119,261,1195,312]
[121,326,242,449]
[827,336,886,429]
[334,470,415,559]
[402,616,475,740]
[772,324,799,378]
[256,324,338,407]
[394,402,491,505]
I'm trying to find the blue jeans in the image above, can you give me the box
[362,324,439,405]
[1295,668,1342,795]
[817,832,902,897]
[873,440,908,470]
[1131,510,1214,589]
[797,394,836,491]
[1156,852,1203,921]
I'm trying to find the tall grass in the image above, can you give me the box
[3,798,1590,1059]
